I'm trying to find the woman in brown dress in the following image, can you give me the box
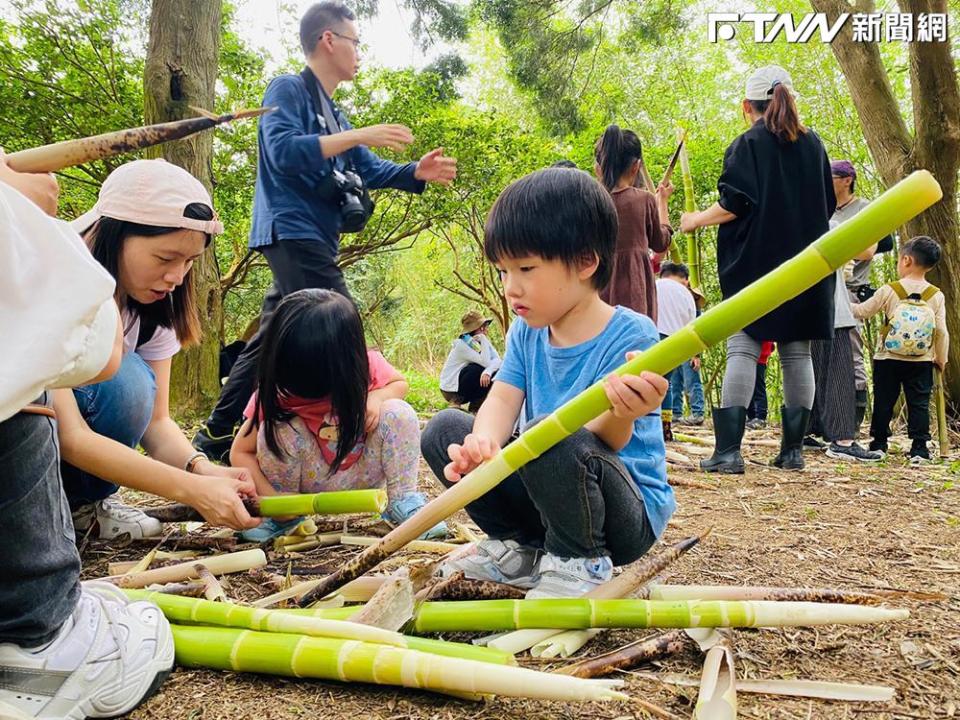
[594,125,674,322]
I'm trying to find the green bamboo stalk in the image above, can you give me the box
[256,490,387,516]
[678,126,702,289]
[935,368,950,457]
[125,589,515,665]
[170,624,628,702]
[5,108,273,173]
[639,584,895,605]
[410,598,909,633]
[298,170,942,606]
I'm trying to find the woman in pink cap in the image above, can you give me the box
[52,159,260,539]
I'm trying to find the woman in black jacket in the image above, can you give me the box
[680,65,836,473]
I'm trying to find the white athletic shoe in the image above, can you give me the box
[72,495,162,540]
[0,580,174,719]
[526,554,613,599]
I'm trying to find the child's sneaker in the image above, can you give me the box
[745,417,766,430]
[382,492,448,540]
[72,495,162,540]
[240,516,303,543]
[909,441,931,465]
[825,442,883,462]
[441,538,542,588]
[526,554,613,599]
[0,580,174,719]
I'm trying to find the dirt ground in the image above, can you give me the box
[81,424,960,720]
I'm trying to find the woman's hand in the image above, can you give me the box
[480,371,492,388]
[182,472,260,530]
[0,149,59,216]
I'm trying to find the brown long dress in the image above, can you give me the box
[600,186,673,323]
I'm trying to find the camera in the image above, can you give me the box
[331,168,374,233]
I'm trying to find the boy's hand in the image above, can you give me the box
[603,352,669,421]
[444,432,500,483]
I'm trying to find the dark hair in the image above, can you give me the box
[748,84,806,143]
[300,1,356,55]
[484,168,617,290]
[901,235,941,269]
[250,289,369,475]
[660,262,689,280]
[551,159,579,170]
[85,202,214,348]
[594,124,644,192]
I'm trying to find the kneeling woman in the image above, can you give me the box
[55,160,259,538]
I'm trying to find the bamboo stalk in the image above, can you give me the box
[127,534,238,551]
[275,533,342,550]
[418,571,526,601]
[170,624,626,701]
[103,549,266,589]
[297,171,943,606]
[142,491,386,524]
[144,581,207,597]
[643,674,895,702]
[5,107,272,173]
[555,630,689,678]
[936,368,950,457]
[639,584,894,606]
[340,535,459,554]
[411,598,909,633]
[678,126,702,289]
[501,532,705,656]
[348,575,414,632]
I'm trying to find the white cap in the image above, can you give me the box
[70,159,224,236]
[745,65,795,102]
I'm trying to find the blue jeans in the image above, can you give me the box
[61,352,156,509]
[672,362,705,418]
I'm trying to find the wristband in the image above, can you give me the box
[184,451,208,473]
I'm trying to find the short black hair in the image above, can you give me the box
[300,2,356,55]
[660,262,689,279]
[550,159,579,169]
[901,235,941,269]
[484,168,617,290]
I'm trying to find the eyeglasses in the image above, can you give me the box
[328,30,361,49]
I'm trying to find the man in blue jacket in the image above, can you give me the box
[194,1,457,458]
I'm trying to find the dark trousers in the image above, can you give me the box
[747,364,768,421]
[205,239,352,433]
[870,359,933,445]
[420,409,656,566]
[809,329,856,442]
[0,394,80,646]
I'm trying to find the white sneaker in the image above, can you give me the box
[526,553,613,599]
[441,539,542,589]
[0,580,174,719]
[72,495,162,540]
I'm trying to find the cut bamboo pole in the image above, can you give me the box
[555,630,689,678]
[643,674,894,702]
[678,126,702,290]
[5,108,272,173]
[195,564,228,602]
[348,575,415,632]
[412,598,909,633]
[297,171,943,606]
[104,549,266,589]
[144,581,207,597]
[499,532,705,656]
[418,571,526,602]
[340,535,459,554]
[694,634,737,719]
[170,624,626,701]
[275,533,342,551]
[639,584,895,605]
[935,368,950,457]
[143,491,386,524]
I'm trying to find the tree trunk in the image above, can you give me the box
[143,0,223,416]
[809,0,960,401]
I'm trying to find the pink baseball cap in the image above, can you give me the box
[70,159,224,236]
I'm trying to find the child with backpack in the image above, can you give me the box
[230,289,447,540]
[851,236,949,463]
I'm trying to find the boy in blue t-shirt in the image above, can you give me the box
[422,168,675,598]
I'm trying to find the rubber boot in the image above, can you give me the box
[700,407,746,474]
[854,389,868,431]
[772,406,810,471]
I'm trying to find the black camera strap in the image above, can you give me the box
[300,67,350,170]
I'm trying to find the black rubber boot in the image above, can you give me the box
[772,406,810,471]
[700,407,746,474]
[854,389,868,430]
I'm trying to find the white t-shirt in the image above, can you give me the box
[439,333,502,392]
[0,181,118,422]
[655,278,697,336]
